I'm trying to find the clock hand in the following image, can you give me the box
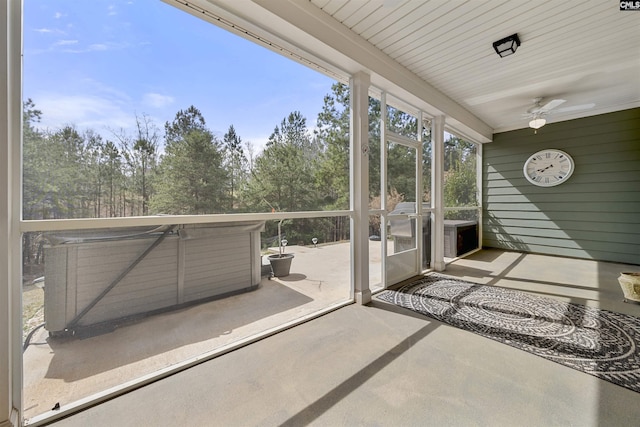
[536,164,554,173]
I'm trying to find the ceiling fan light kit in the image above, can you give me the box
[525,98,567,132]
[493,33,520,58]
[529,117,546,130]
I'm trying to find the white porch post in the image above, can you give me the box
[431,116,446,271]
[350,72,371,304]
[476,143,483,250]
[1,0,22,426]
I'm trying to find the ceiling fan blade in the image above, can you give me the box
[555,103,596,113]
[538,98,566,112]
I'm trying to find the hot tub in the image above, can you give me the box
[43,221,265,335]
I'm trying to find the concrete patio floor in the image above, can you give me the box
[23,241,373,422]
[33,248,640,426]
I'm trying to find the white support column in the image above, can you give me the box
[431,116,446,271]
[416,113,424,271]
[379,93,387,287]
[1,1,22,426]
[350,71,371,304]
[476,143,483,250]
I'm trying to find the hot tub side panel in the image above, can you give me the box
[183,230,255,302]
[43,222,265,334]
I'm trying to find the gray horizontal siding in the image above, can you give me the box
[483,108,640,265]
[183,234,252,302]
[75,237,180,326]
[81,290,180,326]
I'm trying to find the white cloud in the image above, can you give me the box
[108,5,117,16]
[59,42,129,54]
[34,94,136,137]
[88,43,109,51]
[34,28,53,33]
[53,12,65,19]
[142,93,174,108]
[54,39,78,46]
[82,77,133,103]
[242,135,270,155]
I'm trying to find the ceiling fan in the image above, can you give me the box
[524,98,566,131]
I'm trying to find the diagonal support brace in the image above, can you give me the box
[66,226,175,331]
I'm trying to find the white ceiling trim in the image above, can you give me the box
[494,102,640,134]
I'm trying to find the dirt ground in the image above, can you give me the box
[23,265,45,342]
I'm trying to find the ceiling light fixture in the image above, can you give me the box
[529,115,546,133]
[493,33,520,58]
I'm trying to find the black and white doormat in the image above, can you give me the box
[377,274,640,393]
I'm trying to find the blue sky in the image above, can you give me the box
[23,0,337,151]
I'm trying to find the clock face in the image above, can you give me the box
[523,149,574,187]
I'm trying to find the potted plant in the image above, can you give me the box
[268,219,294,277]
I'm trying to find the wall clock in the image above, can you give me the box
[523,149,574,187]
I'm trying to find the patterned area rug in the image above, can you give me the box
[377,273,640,393]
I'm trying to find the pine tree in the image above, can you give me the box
[116,114,159,216]
[223,125,248,211]
[315,83,350,211]
[151,106,228,214]
[22,99,47,220]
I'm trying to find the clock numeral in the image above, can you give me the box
[545,153,551,159]
[544,177,549,184]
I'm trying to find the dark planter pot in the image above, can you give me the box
[268,254,294,277]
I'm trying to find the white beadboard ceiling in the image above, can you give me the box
[308,0,640,133]
[180,0,640,137]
